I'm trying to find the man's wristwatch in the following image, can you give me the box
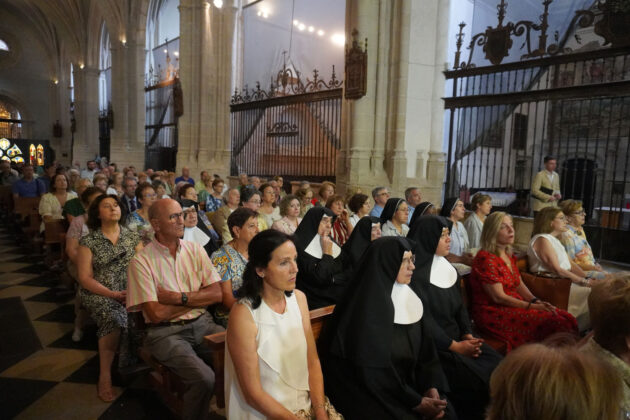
[181,292,188,305]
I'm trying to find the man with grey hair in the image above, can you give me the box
[404,187,422,224]
[250,176,261,190]
[369,186,390,217]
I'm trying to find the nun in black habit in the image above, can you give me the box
[294,206,348,309]
[409,201,436,230]
[408,216,502,420]
[324,236,457,420]
[341,215,381,271]
[180,199,220,256]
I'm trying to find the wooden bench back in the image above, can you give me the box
[0,185,13,212]
[515,255,571,311]
[14,196,40,217]
[205,304,335,409]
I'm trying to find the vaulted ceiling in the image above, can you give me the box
[0,0,150,71]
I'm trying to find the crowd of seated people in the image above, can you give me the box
[5,160,630,419]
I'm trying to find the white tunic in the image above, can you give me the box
[225,294,311,419]
[449,221,469,256]
[527,233,590,320]
[463,213,484,250]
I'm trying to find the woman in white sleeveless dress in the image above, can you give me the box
[527,207,594,329]
[225,229,342,420]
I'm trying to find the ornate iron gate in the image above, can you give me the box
[444,0,630,262]
[230,66,342,183]
[144,78,179,172]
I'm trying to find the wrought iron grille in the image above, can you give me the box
[444,0,630,262]
[230,66,342,181]
[0,119,21,139]
[144,78,178,172]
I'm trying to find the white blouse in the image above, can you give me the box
[527,233,590,321]
[381,220,409,237]
[225,294,311,419]
[463,213,484,250]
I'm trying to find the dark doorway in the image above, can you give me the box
[561,158,597,218]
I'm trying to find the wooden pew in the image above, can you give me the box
[515,256,571,311]
[44,220,68,264]
[13,197,41,243]
[139,304,336,417]
[0,185,13,215]
[205,304,335,409]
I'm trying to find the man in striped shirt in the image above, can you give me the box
[127,198,223,420]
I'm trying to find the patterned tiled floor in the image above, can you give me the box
[0,228,225,419]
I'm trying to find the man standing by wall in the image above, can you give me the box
[531,155,562,216]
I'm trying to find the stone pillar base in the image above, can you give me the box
[419,151,446,204]
[109,144,145,171]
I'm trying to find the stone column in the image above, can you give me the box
[338,0,449,203]
[337,0,390,194]
[71,66,100,165]
[177,0,234,179]
[108,39,146,170]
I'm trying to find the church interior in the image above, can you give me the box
[0,0,629,418]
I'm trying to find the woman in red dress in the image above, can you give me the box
[469,212,577,352]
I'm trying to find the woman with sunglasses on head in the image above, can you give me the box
[469,212,577,353]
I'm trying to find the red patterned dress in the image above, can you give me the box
[469,249,577,352]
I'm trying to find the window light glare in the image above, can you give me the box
[331,33,345,46]
[0,39,8,51]
[213,0,223,8]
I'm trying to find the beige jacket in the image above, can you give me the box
[531,170,560,212]
[210,205,234,242]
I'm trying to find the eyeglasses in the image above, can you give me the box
[402,255,415,265]
[168,212,184,221]
[248,199,261,204]
[144,193,157,199]
[572,210,585,216]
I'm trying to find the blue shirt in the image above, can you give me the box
[407,206,415,224]
[12,178,43,197]
[369,205,384,218]
[175,176,195,185]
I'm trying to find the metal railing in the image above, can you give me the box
[444,0,630,261]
